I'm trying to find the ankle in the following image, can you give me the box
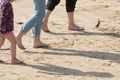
[68,23,77,28]
[12,57,17,61]
[43,18,48,23]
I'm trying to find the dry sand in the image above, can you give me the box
[0,0,120,80]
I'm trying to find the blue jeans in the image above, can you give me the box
[20,0,46,37]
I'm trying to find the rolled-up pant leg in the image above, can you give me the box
[46,0,60,11]
[20,0,46,37]
[66,0,77,12]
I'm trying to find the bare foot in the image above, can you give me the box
[68,24,85,31]
[11,58,23,64]
[16,37,26,50]
[42,21,50,32]
[33,42,49,48]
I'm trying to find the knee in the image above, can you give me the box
[35,10,45,19]
[66,0,77,12]
[47,0,60,11]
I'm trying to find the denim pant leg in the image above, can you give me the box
[20,0,45,37]
[32,0,46,36]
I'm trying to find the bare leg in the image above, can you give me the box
[42,10,51,32]
[16,32,26,50]
[0,34,5,63]
[6,32,23,64]
[33,36,49,48]
[0,34,5,49]
[67,12,84,31]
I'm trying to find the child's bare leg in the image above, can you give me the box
[6,32,23,64]
[0,34,5,49]
[0,34,5,63]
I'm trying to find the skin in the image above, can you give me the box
[10,0,15,2]
[0,0,23,64]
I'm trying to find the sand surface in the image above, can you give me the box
[0,0,120,80]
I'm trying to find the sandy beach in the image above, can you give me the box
[0,0,120,80]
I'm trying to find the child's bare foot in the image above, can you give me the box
[16,37,26,50]
[68,24,85,31]
[42,21,50,32]
[11,58,23,64]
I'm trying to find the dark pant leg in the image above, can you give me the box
[66,0,77,12]
[46,0,60,11]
